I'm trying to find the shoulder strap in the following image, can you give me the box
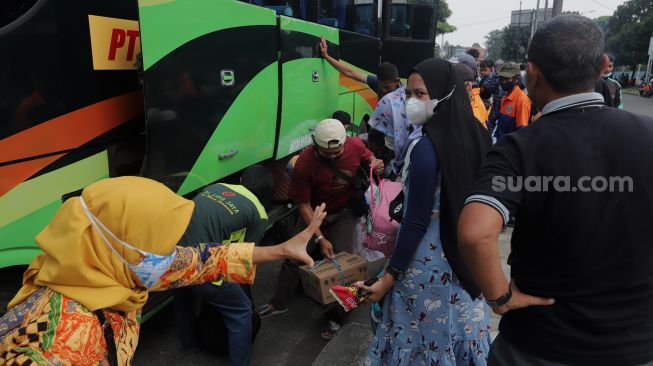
[401,138,420,191]
[95,310,119,366]
[317,153,356,186]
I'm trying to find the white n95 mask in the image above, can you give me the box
[405,86,456,125]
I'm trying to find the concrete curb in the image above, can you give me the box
[623,88,639,96]
[312,321,372,366]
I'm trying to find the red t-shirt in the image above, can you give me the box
[288,137,374,211]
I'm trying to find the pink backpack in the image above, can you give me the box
[365,165,401,257]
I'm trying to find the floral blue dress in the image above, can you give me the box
[365,137,491,366]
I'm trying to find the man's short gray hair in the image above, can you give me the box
[528,15,604,93]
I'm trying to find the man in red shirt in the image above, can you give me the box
[259,119,383,339]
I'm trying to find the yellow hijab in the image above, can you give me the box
[8,176,194,312]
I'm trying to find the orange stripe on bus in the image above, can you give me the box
[0,90,143,196]
[0,90,143,163]
[338,74,377,109]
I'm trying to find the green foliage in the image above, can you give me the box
[606,0,653,67]
[485,29,505,60]
[436,0,456,35]
[484,26,529,62]
[595,16,611,34]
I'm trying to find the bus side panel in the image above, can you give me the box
[353,88,376,130]
[337,92,355,134]
[337,29,380,129]
[338,30,380,81]
[138,1,278,195]
[275,17,339,159]
[0,152,109,267]
[382,39,435,78]
[0,0,142,265]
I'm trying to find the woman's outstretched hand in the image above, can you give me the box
[280,203,327,267]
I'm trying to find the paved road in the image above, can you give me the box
[623,92,653,116]
[134,259,340,365]
[134,232,512,366]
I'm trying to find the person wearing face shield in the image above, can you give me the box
[360,58,492,366]
[0,177,327,365]
[493,62,531,141]
[319,36,401,101]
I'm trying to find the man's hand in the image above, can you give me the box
[358,272,395,303]
[371,158,384,176]
[490,280,555,315]
[319,36,328,58]
[319,238,334,259]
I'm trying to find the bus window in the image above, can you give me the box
[319,0,377,36]
[389,5,409,38]
[410,5,431,40]
[388,1,433,40]
[251,0,318,22]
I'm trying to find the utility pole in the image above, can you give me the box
[527,0,541,58]
[533,0,541,31]
[552,0,563,18]
[517,0,522,61]
[545,0,549,21]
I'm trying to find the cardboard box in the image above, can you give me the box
[299,252,368,305]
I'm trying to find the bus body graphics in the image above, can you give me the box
[0,0,439,316]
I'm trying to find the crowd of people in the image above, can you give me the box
[2,14,653,366]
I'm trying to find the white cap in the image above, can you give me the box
[313,119,346,149]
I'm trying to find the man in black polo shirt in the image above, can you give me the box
[458,15,653,366]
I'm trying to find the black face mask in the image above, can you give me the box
[316,152,340,166]
[500,82,515,93]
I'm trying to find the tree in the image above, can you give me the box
[436,0,457,35]
[606,0,653,71]
[483,26,529,62]
[485,29,506,60]
[595,15,611,35]
[501,26,530,63]
[471,42,482,48]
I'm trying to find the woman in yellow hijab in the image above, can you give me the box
[0,176,325,365]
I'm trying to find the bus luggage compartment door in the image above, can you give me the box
[139,0,279,196]
[275,16,339,159]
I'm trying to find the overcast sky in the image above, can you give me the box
[442,0,628,47]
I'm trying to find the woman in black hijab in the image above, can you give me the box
[361,58,492,365]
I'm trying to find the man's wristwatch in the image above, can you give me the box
[314,235,324,244]
[485,287,512,307]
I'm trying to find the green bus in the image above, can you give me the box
[0,0,439,315]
